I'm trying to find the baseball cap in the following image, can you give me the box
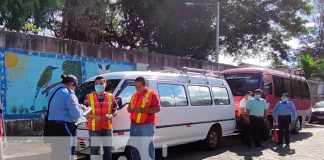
[61,74,81,92]
[282,93,289,97]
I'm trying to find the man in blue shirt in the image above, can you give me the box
[246,89,269,148]
[273,93,297,147]
[44,74,86,160]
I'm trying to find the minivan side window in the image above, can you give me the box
[188,86,212,106]
[157,84,188,107]
[212,87,230,105]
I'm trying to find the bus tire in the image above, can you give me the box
[291,118,301,134]
[204,125,221,150]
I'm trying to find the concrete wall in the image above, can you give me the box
[0,30,236,72]
[0,30,237,136]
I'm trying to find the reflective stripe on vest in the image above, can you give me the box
[130,90,152,124]
[89,93,96,131]
[107,94,112,130]
[88,92,113,131]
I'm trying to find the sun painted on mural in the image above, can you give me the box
[5,52,29,80]
[2,48,136,119]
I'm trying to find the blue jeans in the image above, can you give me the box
[89,130,112,160]
[130,123,155,160]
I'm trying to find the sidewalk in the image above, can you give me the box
[3,137,51,160]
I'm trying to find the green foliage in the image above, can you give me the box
[0,0,312,61]
[300,53,324,80]
[315,59,324,80]
[300,54,316,78]
[10,105,17,114]
[0,0,63,31]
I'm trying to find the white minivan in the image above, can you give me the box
[75,68,236,157]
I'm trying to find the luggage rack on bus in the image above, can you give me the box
[161,67,224,85]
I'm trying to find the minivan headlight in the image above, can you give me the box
[77,122,88,130]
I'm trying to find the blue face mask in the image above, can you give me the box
[95,85,104,92]
[281,97,288,102]
[247,96,252,100]
[255,95,261,99]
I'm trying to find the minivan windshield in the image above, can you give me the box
[224,73,261,96]
[77,79,121,104]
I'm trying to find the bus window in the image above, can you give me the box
[273,76,285,97]
[188,86,212,106]
[224,73,261,96]
[292,79,302,99]
[283,78,294,98]
[301,81,310,99]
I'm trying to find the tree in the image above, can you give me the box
[300,54,316,78]
[300,53,324,80]
[299,0,324,61]
[0,0,63,31]
[0,0,312,61]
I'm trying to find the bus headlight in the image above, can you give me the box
[77,122,88,130]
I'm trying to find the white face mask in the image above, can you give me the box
[255,95,261,99]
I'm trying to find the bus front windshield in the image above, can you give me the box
[224,73,261,96]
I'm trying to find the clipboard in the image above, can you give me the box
[82,107,92,116]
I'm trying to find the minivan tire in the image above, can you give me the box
[203,126,221,150]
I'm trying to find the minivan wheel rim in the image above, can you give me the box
[209,132,218,146]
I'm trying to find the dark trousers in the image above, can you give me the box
[45,121,76,160]
[278,115,292,145]
[89,130,113,160]
[239,116,251,146]
[249,115,264,146]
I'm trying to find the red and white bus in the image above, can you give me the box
[223,68,312,135]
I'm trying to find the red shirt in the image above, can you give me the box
[132,88,160,124]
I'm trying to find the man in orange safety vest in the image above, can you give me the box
[127,76,160,160]
[84,76,117,160]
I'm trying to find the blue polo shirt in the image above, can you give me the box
[246,97,269,117]
[47,84,83,122]
[273,101,297,121]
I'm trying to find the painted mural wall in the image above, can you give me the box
[0,47,136,119]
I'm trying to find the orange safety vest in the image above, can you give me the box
[86,92,113,131]
[130,90,153,124]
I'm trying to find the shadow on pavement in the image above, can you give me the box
[290,131,313,143]
[303,123,324,129]
[270,145,296,157]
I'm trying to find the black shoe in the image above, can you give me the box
[256,144,265,148]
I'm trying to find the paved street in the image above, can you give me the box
[3,123,324,160]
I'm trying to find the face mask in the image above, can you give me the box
[255,95,261,99]
[247,96,252,100]
[281,97,288,102]
[95,85,104,92]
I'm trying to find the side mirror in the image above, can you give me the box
[115,97,123,109]
[263,86,270,96]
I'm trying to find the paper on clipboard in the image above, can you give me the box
[83,107,92,116]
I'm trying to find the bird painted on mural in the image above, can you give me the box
[98,64,111,74]
[30,66,58,111]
